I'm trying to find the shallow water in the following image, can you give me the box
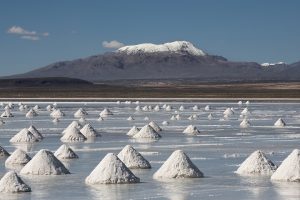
[0,100,300,200]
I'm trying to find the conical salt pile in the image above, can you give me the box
[274,118,286,127]
[97,117,104,121]
[50,109,65,118]
[20,149,70,175]
[127,126,140,137]
[60,127,86,142]
[223,108,234,116]
[1,110,13,118]
[133,125,161,139]
[271,149,300,182]
[46,105,53,111]
[135,105,141,111]
[144,116,149,121]
[0,171,31,193]
[235,150,277,176]
[117,145,151,169]
[28,125,43,140]
[238,101,243,105]
[33,105,40,111]
[85,153,140,184]
[240,119,251,128]
[165,105,172,111]
[204,105,210,111]
[25,109,38,118]
[0,119,5,126]
[62,121,82,134]
[192,105,199,111]
[74,108,88,118]
[0,146,10,157]
[19,104,26,112]
[127,116,134,121]
[54,144,79,159]
[245,101,250,105]
[80,123,100,138]
[154,105,160,111]
[175,114,181,120]
[183,125,200,135]
[148,121,162,132]
[52,118,59,124]
[5,149,31,168]
[142,106,149,111]
[208,113,213,120]
[153,150,203,179]
[78,117,86,125]
[162,121,169,125]
[10,128,38,143]
[179,105,185,111]
[170,115,176,120]
[99,108,113,117]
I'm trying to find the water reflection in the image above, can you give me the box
[273,181,300,199]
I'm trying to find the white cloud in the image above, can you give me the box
[20,35,40,41]
[102,40,125,49]
[7,26,36,35]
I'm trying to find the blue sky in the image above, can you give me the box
[1,0,300,75]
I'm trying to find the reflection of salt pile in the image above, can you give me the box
[80,123,100,138]
[99,108,113,117]
[274,118,286,127]
[10,128,39,143]
[5,149,31,168]
[148,121,162,132]
[271,149,300,182]
[133,125,161,139]
[117,145,151,169]
[60,127,86,142]
[127,126,140,137]
[54,144,79,159]
[20,149,70,175]
[28,125,43,140]
[74,108,88,118]
[153,150,203,179]
[85,153,140,184]
[25,109,38,118]
[0,146,10,157]
[235,150,277,175]
[50,109,65,118]
[240,119,251,128]
[0,171,31,193]
[183,125,200,135]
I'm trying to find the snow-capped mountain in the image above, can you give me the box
[117,41,206,56]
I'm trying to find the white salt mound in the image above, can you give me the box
[25,109,38,118]
[97,117,104,121]
[1,110,13,118]
[235,150,277,176]
[60,127,86,142]
[127,126,140,137]
[240,119,251,128]
[133,125,161,139]
[85,153,140,184]
[0,146,10,157]
[148,121,162,132]
[271,149,300,182]
[54,144,79,159]
[0,171,31,193]
[144,116,150,121]
[74,108,88,118]
[118,145,151,169]
[50,109,65,118]
[80,123,100,137]
[153,150,203,179]
[5,149,31,168]
[179,105,185,111]
[204,105,210,111]
[245,101,250,105]
[33,105,40,111]
[165,105,172,111]
[183,125,200,135]
[162,121,169,125]
[127,116,134,121]
[28,125,43,140]
[175,114,181,120]
[154,105,160,111]
[238,101,243,105]
[170,115,176,120]
[10,128,39,143]
[192,105,199,111]
[241,107,250,115]
[135,105,141,111]
[99,108,113,117]
[63,121,82,134]
[223,108,234,116]
[0,119,5,126]
[208,113,213,120]
[274,118,286,127]
[52,118,59,124]
[20,149,70,175]
[46,105,53,111]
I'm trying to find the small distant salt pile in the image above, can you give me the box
[188,114,198,120]
[54,144,78,159]
[117,145,151,169]
[116,101,121,104]
[238,101,243,105]
[162,104,167,109]
[235,150,277,176]
[52,118,60,124]
[19,104,26,112]
[53,102,58,107]
[175,114,181,120]
[20,149,70,175]
[78,117,86,125]
[208,113,213,120]
[223,108,234,116]
[33,105,40,111]
[204,105,210,111]
[97,117,104,121]
[28,125,43,140]
[274,118,286,127]
[170,115,176,120]
[46,105,53,111]
[99,108,113,117]
[50,109,65,118]
[127,116,135,121]
[0,171,31,193]
[1,110,13,118]
[154,105,160,111]
[148,105,153,111]
[135,106,141,111]
[60,127,86,142]
[271,149,300,182]
[179,105,185,111]
[192,105,199,111]
[85,153,140,184]
[5,149,31,168]
[80,123,100,138]
[241,107,250,115]
[25,109,38,119]
[127,126,140,137]
[0,146,10,157]
[0,119,5,126]
[165,105,172,111]
[144,116,149,121]
[240,119,251,128]
[74,108,88,118]
[149,121,162,132]
[133,125,161,139]
[153,150,203,179]
[183,125,200,135]
[62,121,82,134]
[142,106,149,111]
[10,128,38,143]
[162,121,169,125]
[135,101,140,104]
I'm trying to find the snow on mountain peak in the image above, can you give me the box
[117,41,206,56]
